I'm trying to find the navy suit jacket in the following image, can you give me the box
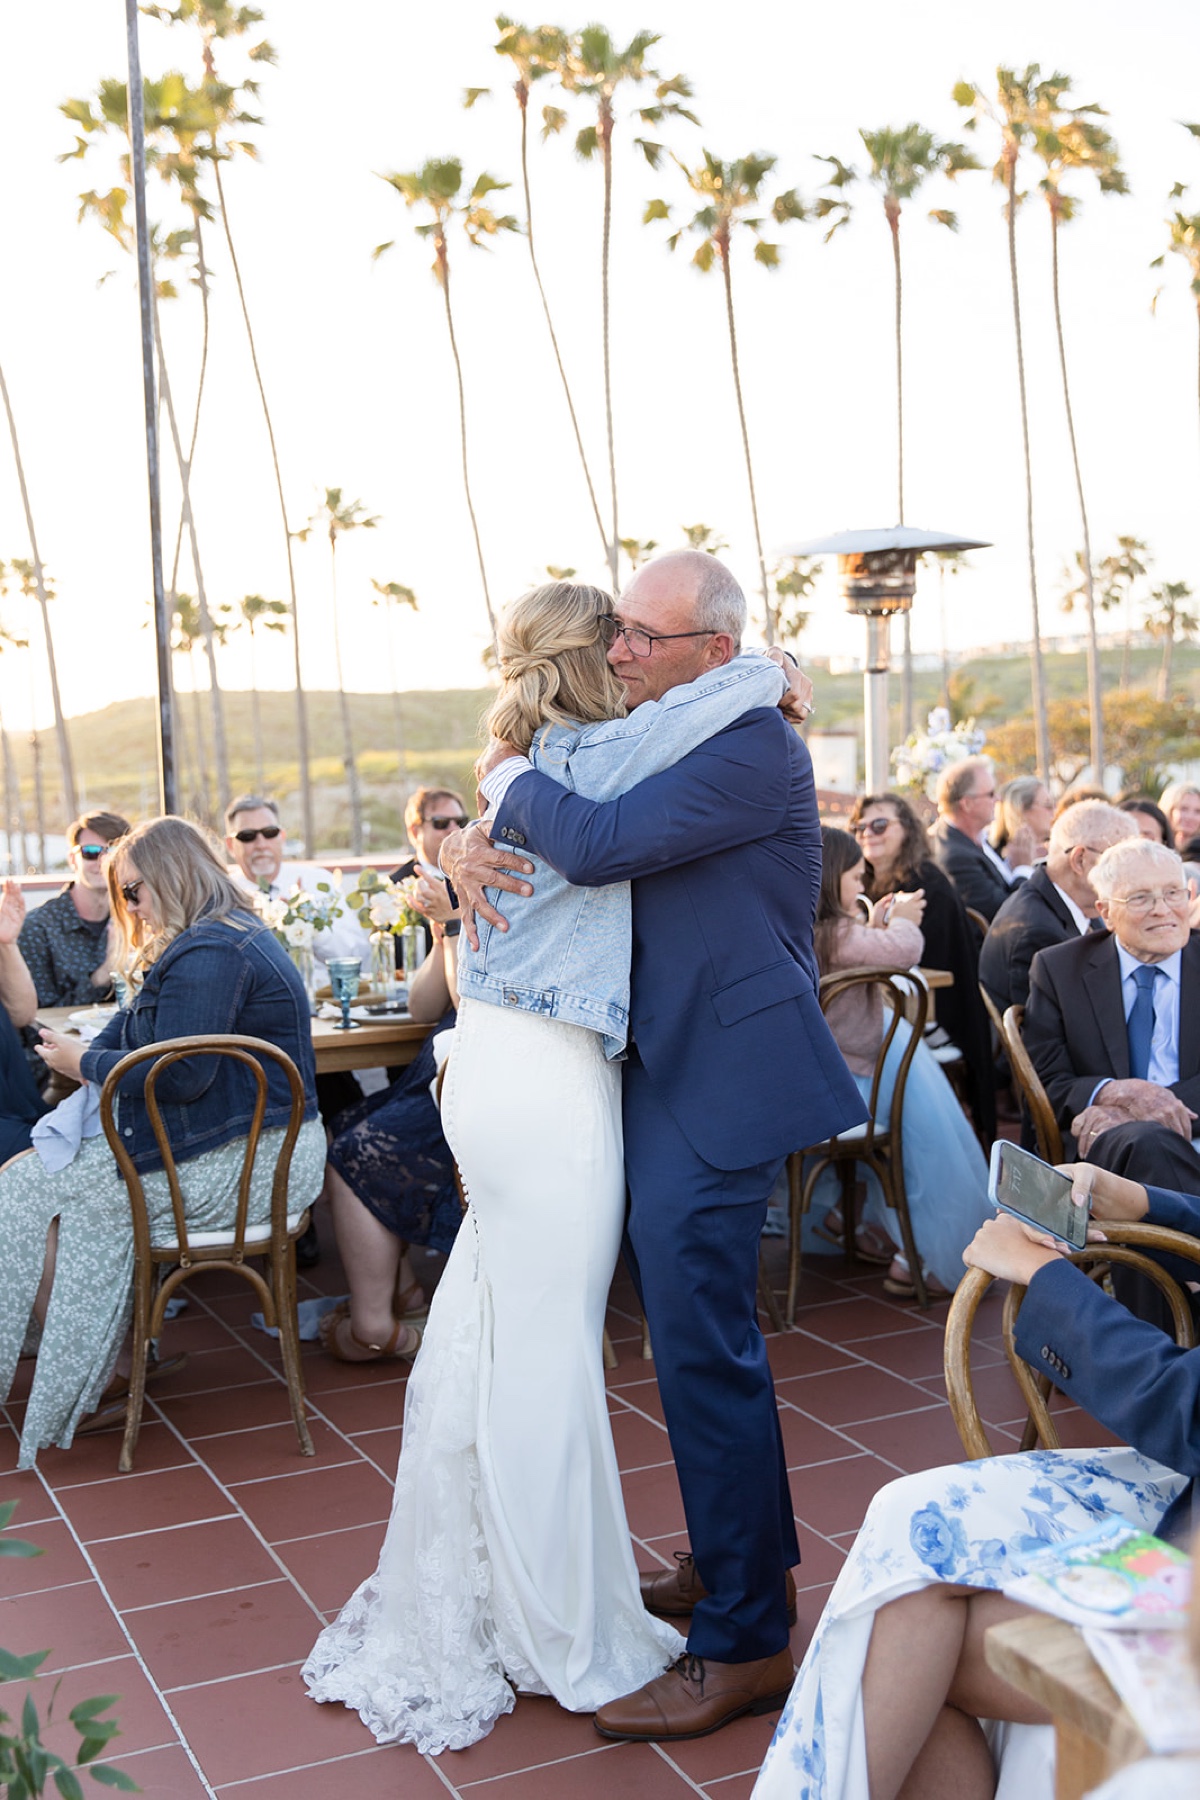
[1015,1182,1200,1542]
[1024,928,1200,1132]
[931,818,1016,922]
[494,707,867,1170]
[979,864,1079,1014]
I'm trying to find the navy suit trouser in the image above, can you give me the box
[621,1049,799,1663]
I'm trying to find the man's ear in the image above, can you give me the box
[1095,894,1112,928]
[706,632,736,669]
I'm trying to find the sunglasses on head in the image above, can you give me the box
[853,818,894,838]
[121,880,144,906]
[76,843,110,861]
[427,815,468,831]
[233,826,281,844]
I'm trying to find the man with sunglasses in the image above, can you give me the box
[18,810,130,1019]
[224,794,368,967]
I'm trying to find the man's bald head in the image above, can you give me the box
[610,551,744,706]
[624,550,746,649]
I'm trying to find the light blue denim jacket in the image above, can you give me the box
[457,653,787,1055]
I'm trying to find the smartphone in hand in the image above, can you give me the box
[987,1140,1090,1250]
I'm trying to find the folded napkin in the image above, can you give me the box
[251,1293,347,1341]
[31,1081,103,1172]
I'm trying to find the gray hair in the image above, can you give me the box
[692,557,747,649]
[1090,837,1185,902]
[224,793,280,831]
[1049,800,1137,856]
[937,755,993,813]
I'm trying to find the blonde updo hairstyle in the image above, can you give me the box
[108,814,252,980]
[485,581,626,756]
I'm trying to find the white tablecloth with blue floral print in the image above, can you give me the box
[752,1447,1185,1800]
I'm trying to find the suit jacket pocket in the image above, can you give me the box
[710,959,811,1028]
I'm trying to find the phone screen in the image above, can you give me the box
[988,1141,1089,1248]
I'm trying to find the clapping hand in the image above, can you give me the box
[0,877,26,946]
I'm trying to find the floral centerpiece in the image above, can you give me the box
[344,869,426,994]
[891,707,986,799]
[257,878,345,1005]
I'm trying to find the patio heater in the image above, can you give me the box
[782,525,990,792]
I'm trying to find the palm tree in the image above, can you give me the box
[816,124,979,730]
[772,555,822,649]
[296,489,378,856]
[955,67,1054,782]
[169,591,212,816]
[0,574,29,874]
[1029,78,1127,781]
[648,153,805,641]
[924,548,972,711]
[370,579,418,781]
[680,522,729,555]
[0,362,78,818]
[1151,125,1200,493]
[1143,579,1197,701]
[617,536,659,571]
[471,19,608,563]
[61,73,233,817]
[553,26,697,586]
[234,593,289,791]
[1096,535,1152,687]
[377,159,517,656]
[159,0,319,854]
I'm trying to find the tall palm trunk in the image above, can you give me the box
[328,539,364,855]
[516,86,607,564]
[599,99,619,587]
[247,622,265,792]
[1004,150,1051,781]
[437,233,498,653]
[717,229,773,642]
[381,602,405,779]
[152,297,229,819]
[890,204,914,736]
[0,359,77,817]
[1049,203,1104,779]
[28,719,45,872]
[0,715,17,874]
[211,154,314,853]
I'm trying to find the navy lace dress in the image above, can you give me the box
[326,1009,461,1255]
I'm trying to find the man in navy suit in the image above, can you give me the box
[443,551,866,1740]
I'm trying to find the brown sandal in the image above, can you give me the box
[394,1278,429,1324]
[318,1300,422,1364]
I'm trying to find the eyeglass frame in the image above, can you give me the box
[121,879,145,907]
[232,826,282,844]
[426,814,468,831]
[597,615,717,659]
[74,843,111,861]
[852,817,897,839]
[1107,886,1191,914]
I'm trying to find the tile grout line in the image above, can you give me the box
[18,1458,220,1800]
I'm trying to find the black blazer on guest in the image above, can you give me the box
[979,865,1080,1014]
[931,817,1017,922]
[1024,928,1200,1131]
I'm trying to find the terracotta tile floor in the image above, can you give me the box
[0,1218,1118,1798]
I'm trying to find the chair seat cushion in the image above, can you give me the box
[156,1212,307,1251]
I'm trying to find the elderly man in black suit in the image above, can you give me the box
[930,756,1034,922]
[980,799,1136,1014]
[1024,837,1200,1190]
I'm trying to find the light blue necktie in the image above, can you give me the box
[1126,964,1160,1081]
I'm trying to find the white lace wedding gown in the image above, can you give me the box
[303,998,683,1753]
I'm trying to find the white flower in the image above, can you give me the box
[369,893,403,930]
[284,918,315,949]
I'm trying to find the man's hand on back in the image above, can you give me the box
[439,822,535,952]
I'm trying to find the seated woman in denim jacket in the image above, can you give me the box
[0,815,326,1469]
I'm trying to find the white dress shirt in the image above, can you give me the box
[1050,880,1092,937]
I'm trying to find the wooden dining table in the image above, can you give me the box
[37,1004,433,1081]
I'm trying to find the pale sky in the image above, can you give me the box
[1,0,1198,732]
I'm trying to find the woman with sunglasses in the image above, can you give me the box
[0,816,326,1469]
[849,791,996,1149]
[812,827,992,1297]
[17,809,131,1015]
[305,580,794,1753]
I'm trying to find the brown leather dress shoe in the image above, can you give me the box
[594,1649,795,1741]
[639,1552,798,1627]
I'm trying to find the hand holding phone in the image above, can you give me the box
[987,1140,1090,1249]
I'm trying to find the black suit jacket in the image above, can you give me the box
[931,818,1016,922]
[979,865,1080,1014]
[1024,928,1200,1130]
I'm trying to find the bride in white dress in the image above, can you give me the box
[303,580,787,1753]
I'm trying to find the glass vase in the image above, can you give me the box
[398,922,426,985]
[287,942,317,1013]
[370,930,399,1003]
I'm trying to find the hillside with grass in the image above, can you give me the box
[9,642,1198,854]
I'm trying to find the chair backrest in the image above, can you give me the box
[817,966,929,1147]
[99,1034,307,1267]
[979,982,1006,1040]
[965,906,991,943]
[944,1222,1200,1458]
[1000,1004,1063,1163]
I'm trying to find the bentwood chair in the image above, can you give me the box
[944,1223,1200,1458]
[786,968,929,1319]
[100,1035,314,1473]
[1001,1005,1064,1165]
